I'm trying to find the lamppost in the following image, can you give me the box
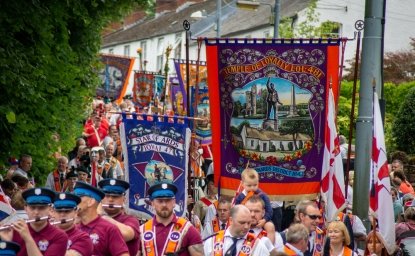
[236,0,280,38]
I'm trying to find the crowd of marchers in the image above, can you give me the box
[0,97,414,256]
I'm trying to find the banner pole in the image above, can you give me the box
[183,20,194,219]
[345,24,363,201]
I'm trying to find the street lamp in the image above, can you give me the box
[236,0,280,38]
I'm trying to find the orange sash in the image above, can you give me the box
[141,217,190,256]
[212,218,229,233]
[343,246,353,256]
[213,230,259,256]
[283,244,298,255]
[312,227,325,256]
[241,191,255,205]
[52,169,67,192]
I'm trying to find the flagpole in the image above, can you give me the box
[344,26,363,200]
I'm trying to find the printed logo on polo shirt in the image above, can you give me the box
[240,245,251,254]
[143,231,154,241]
[38,240,49,251]
[169,231,180,241]
[90,233,100,245]
[213,242,223,251]
[67,240,72,249]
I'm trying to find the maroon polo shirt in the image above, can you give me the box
[113,213,140,256]
[139,215,202,256]
[78,215,128,256]
[13,222,68,256]
[66,226,94,256]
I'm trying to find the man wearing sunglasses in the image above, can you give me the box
[295,200,325,256]
[52,192,93,256]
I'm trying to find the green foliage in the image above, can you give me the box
[336,80,415,152]
[0,0,148,183]
[392,87,415,154]
[295,0,320,38]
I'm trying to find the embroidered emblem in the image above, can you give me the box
[90,233,100,245]
[59,193,66,200]
[38,240,49,251]
[67,240,72,249]
[240,245,251,254]
[214,242,223,251]
[316,244,322,252]
[143,231,154,241]
[35,188,41,195]
[170,231,181,241]
[110,179,116,185]
[0,242,6,249]
[162,183,168,189]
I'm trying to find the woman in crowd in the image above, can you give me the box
[324,221,357,256]
[364,231,391,256]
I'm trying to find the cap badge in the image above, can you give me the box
[35,188,41,195]
[162,184,168,189]
[0,242,5,249]
[110,179,116,185]
[59,193,66,200]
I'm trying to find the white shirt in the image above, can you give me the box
[203,229,270,256]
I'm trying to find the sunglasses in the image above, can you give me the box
[306,214,322,220]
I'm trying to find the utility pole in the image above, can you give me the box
[274,0,280,38]
[217,0,221,37]
[354,0,384,250]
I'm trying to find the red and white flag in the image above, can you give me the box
[370,92,396,254]
[321,88,346,221]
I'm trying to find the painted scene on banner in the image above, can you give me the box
[206,40,341,199]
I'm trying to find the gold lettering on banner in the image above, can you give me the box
[220,56,324,80]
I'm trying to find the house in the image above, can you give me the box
[240,125,310,152]
[101,0,415,95]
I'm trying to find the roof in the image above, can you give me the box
[102,0,311,47]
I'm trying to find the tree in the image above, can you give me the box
[0,0,148,182]
[392,87,415,154]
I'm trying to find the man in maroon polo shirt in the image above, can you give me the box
[139,182,203,256]
[52,192,93,256]
[0,187,68,256]
[73,181,129,256]
[98,178,140,256]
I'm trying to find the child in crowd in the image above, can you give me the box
[234,167,276,243]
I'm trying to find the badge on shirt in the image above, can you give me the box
[240,245,251,254]
[169,231,181,241]
[38,240,49,251]
[67,240,72,249]
[143,231,154,241]
[214,242,223,251]
[90,233,100,245]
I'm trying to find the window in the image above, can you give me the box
[156,37,164,72]
[124,45,130,56]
